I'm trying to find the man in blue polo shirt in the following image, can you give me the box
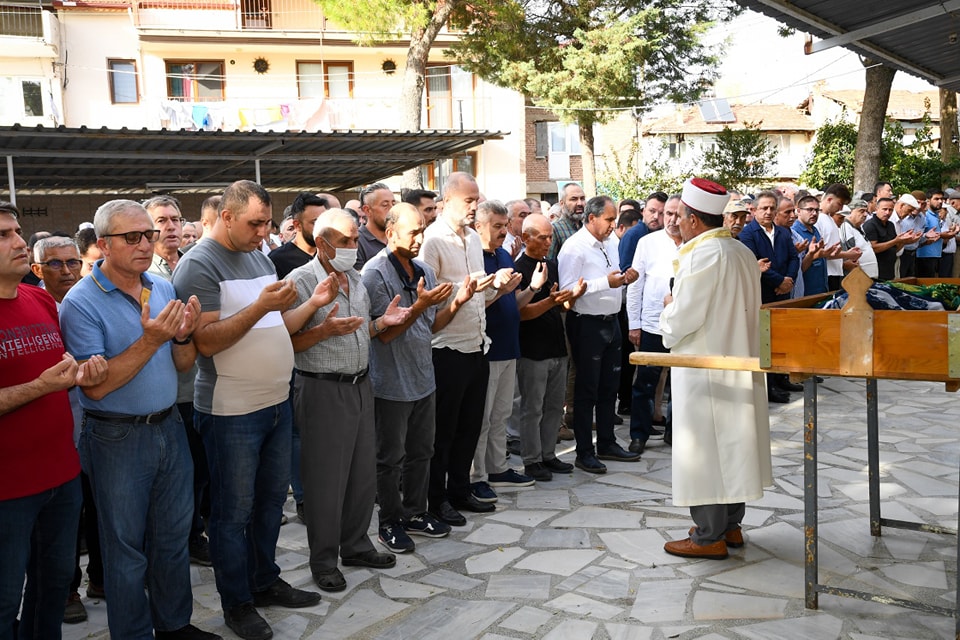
[60,200,216,640]
[791,195,839,296]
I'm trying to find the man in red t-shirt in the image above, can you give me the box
[0,202,106,638]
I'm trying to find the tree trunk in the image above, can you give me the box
[578,119,596,197]
[399,0,458,189]
[852,61,896,192]
[941,88,960,184]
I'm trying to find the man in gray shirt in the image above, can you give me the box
[283,208,408,593]
[361,203,468,554]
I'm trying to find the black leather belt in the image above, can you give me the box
[571,311,618,322]
[84,406,174,425]
[295,369,368,385]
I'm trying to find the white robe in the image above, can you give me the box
[659,228,773,507]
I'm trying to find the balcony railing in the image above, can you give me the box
[155,95,497,132]
[0,2,43,37]
[133,0,326,31]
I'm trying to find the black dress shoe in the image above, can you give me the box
[156,624,223,640]
[341,550,396,568]
[313,568,347,592]
[224,603,272,640]
[543,457,574,473]
[252,577,321,608]
[768,387,790,403]
[777,378,804,392]
[628,439,645,454]
[430,501,466,527]
[597,443,642,461]
[449,494,496,513]
[613,414,624,425]
[575,454,607,474]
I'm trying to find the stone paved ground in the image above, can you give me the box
[64,378,959,639]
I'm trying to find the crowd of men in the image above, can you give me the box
[4,172,958,639]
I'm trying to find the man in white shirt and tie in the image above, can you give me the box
[558,195,641,474]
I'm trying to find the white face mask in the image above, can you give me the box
[322,237,357,272]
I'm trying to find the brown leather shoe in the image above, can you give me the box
[556,426,575,441]
[664,537,728,560]
[688,527,744,548]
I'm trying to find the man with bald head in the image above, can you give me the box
[419,172,496,526]
[284,208,408,592]
[514,213,584,480]
[361,203,466,553]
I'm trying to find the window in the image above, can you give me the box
[425,64,474,129]
[0,77,49,122]
[241,0,271,29]
[108,59,138,104]
[0,5,42,37]
[165,61,224,101]
[21,80,42,117]
[297,61,354,99]
[548,123,581,155]
[419,152,478,192]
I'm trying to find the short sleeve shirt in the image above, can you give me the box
[515,254,566,360]
[862,217,898,281]
[172,240,294,416]
[60,262,178,414]
[361,251,438,401]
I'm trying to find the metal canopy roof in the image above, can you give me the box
[0,125,503,195]
[739,1,960,92]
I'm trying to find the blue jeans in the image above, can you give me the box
[0,476,81,640]
[196,402,290,610]
[79,410,194,639]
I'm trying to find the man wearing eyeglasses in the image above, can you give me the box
[792,195,841,297]
[31,236,82,306]
[59,200,219,639]
[29,234,94,623]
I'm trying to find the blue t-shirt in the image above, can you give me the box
[483,248,521,361]
[60,260,178,414]
[916,210,942,258]
[791,220,827,296]
[618,221,650,271]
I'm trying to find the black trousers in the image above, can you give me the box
[429,348,489,507]
[916,256,940,278]
[566,312,621,457]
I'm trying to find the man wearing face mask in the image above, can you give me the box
[283,209,410,593]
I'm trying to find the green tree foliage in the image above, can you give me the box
[447,0,739,194]
[798,118,858,188]
[701,122,777,192]
[598,139,690,199]
[801,103,960,191]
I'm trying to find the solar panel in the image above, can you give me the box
[699,98,736,123]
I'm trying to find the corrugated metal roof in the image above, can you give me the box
[738,1,960,92]
[0,125,503,194]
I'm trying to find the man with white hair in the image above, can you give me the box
[60,199,214,638]
[660,178,771,561]
[31,235,82,305]
[284,208,407,591]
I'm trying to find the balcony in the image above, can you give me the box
[155,95,497,132]
[132,0,326,32]
[0,3,60,57]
